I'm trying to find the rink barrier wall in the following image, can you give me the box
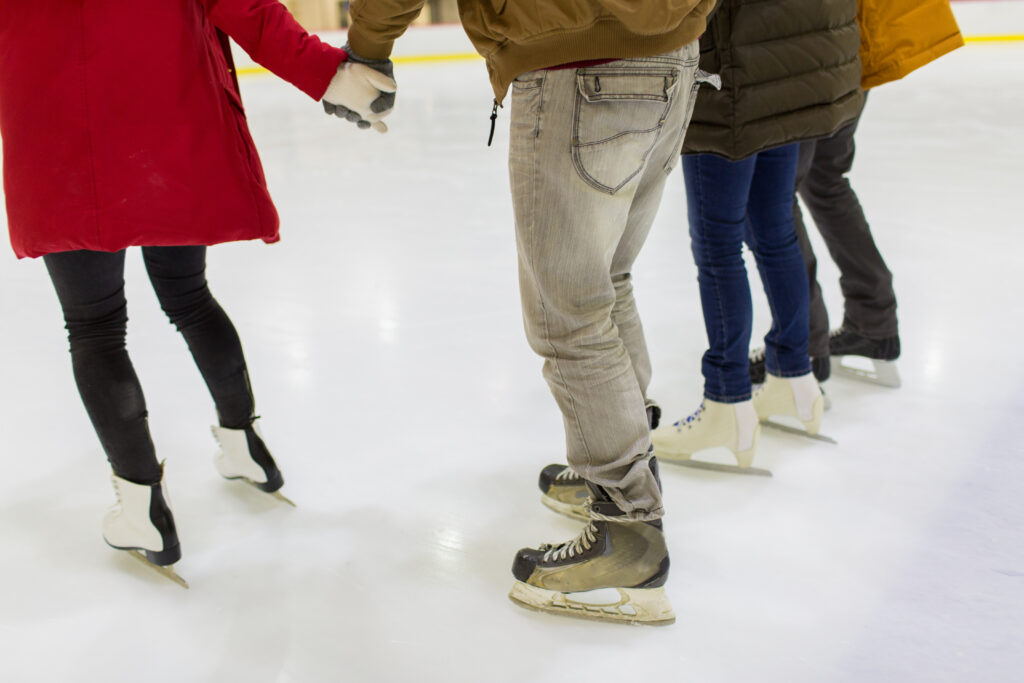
[233,35,1022,77]
[230,2,1024,77]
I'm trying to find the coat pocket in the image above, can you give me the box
[572,69,678,194]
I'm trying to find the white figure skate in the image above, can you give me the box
[103,470,188,588]
[753,373,835,444]
[652,399,769,476]
[212,421,294,506]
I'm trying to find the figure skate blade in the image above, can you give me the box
[831,357,901,388]
[762,420,837,444]
[126,550,189,589]
[664,458,772,477]
[234,479,296,506]
[509,582,675,626]
[270,490,297,507]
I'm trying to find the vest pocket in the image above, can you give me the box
[572,69,678,194]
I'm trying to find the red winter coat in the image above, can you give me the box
[0,0,347,258]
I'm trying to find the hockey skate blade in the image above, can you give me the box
[126,550,189,589]
[666,458,772,477]
[831,357,901,388]
[539,494,589,522]
[762,420,837,444]
[509,582,675,626]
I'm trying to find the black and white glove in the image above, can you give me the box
[322,47,396,133]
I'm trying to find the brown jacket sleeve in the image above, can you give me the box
[347,0,428,60]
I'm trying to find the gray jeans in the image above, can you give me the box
[508,42,700,521]
[793,95,899,358]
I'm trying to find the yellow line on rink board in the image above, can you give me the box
[394,52,483,64]
[234,52,481,77]
[964,34,1024,43]
[234,38,1024,78]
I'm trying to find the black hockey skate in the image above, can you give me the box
[828,327,901,387]
[539,402,660,520]
[510,478,673,626]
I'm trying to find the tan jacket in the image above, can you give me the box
[348,0,716,101]
[859,0,963,89]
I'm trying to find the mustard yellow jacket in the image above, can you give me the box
[859,0,964,89]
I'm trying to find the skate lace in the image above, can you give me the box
[673,402,705,428]
[110,475,123,506]
[554,466,582,482]
[540,522,598,562]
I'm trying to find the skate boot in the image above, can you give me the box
[510,480,674,626]
[211,420,294,506]
[539,402,660,519]
[749,348,832,409]
[651,399,767,476]
[828,327,901,388]
[103,469,188,588]
[753,372,833,443]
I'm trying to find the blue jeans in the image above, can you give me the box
[683,145,811,403]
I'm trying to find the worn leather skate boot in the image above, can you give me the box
[103,469,187,587]
[211,419,293,505]
[510,480,674,626]
[652,399,766,476]
[538,402,659,519]
[828,327,901,387]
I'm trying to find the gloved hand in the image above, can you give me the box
[322,47,396,133]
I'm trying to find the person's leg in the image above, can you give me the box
[793,140,832,359]
[746,145,824,433]
[508,45,698,625]
[745,144,812,378]
[44,249,181,575]
[510,54,696,521]
[142,245,285,494]
[650,154,762,472]
[798,96,898,339]
[142,246,253,428]
[610,78,702,426]
[683,153,758,403]
[43,249,162,484]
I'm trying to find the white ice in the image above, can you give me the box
[0,41,1022,683]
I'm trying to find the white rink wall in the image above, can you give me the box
[951,0,1024,34]
[229,0,1024,70]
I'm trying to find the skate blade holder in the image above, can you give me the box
[509,582,675,626]
[126,550,190,589]
[660,448,773,477]
[831,356,901,388]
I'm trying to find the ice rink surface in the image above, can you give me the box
[1,41,1022,683]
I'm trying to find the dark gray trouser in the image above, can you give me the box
[792,95,898,358]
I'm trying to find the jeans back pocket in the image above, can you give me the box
[572,69,678,194]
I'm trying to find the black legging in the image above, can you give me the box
[44,246,255,485]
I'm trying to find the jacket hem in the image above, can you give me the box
[861,33,964,89]
[485,18,707,102]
